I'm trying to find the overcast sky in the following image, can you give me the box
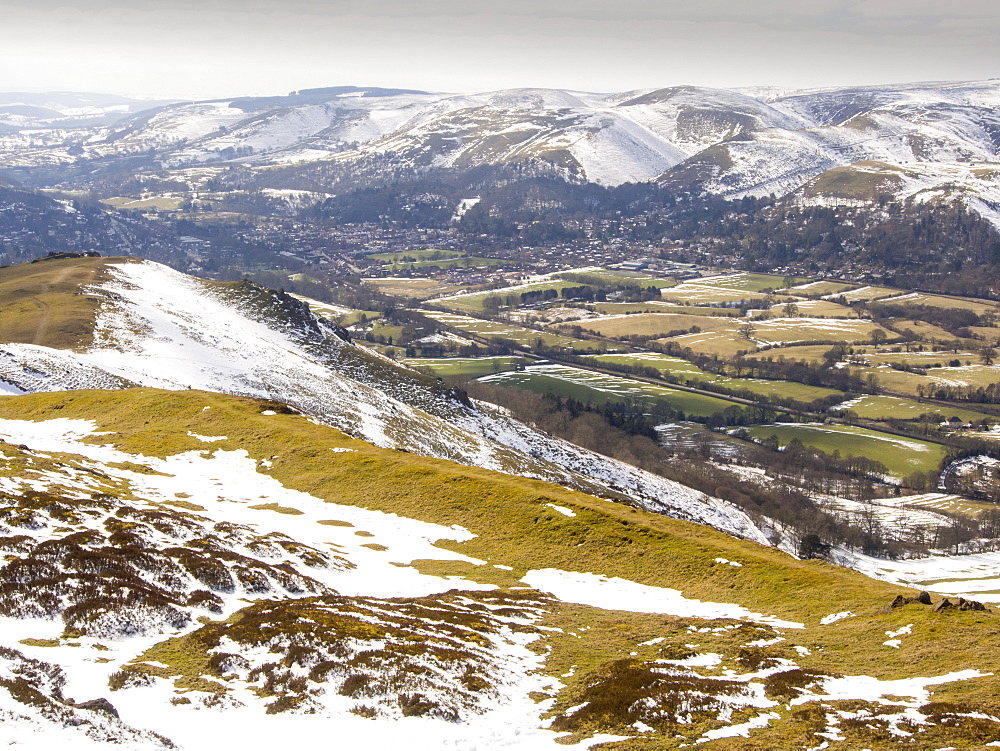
[3,0,998,99]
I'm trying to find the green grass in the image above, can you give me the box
[554,269,677,289]
[101,196,184,211]
[386,257,506,272]
[479,364,738,417]
[289,294,379,326]
[745,422,950,477]
[768,299,855,318]
[835,394,995,424]
[402,356,525,378]
[586,353,843,402]
[363,277,468,299]
[367,249,465,263]
[778,280,859,297]
[1,388,999,747]
[879,292,1000,316]
[591,302,740,316]
[570,312,736,339]
[421,310,606,351]
[658,272,804,305]
[802,163,906,201]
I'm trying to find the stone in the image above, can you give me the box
[74,698,119,718]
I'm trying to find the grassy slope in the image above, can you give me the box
[0,388,997,745]
[0,256,128,349]
[0,390,993,646]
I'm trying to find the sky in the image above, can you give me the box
[2,0,998,99]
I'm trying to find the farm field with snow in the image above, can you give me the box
[363,277,468,299]
[420,310,604,351]
[744,422,950,478]
[833,394,995,424]
[403,355,525,378]
[479,363,738,417]
[586,352,843,402]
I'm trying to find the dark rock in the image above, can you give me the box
[915,591,932,605]
[933,598,954,612]
[890,594,907,609]
[75,698,119,718]
[957,598,988,612]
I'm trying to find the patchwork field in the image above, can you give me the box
[587,352,843,403]
[479,363,738,417]
[364,277,468,299]
[767,299,855,318]
[878,291,1000,316]
[781,279,859,297]
[403,356,525,378]
[751,317,893,345]
[421,310,606,351]
[827,285,901,302]
[568,312,736,339]
[832,394,995,424]
[744,422,950,478]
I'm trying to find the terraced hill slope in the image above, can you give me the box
[0,387,998,749]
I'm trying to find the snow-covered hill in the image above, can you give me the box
[0,258,768,545]
[2,81,996,210]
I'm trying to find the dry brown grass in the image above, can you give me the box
[0,256,130,349]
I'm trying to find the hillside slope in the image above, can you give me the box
[0,387,998,748]
[2,82,997,222]
[0,257,768,544]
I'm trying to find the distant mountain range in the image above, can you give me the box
[1,81,998,223]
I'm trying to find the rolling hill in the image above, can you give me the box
[0,256,999,748]
[1,80,997,225]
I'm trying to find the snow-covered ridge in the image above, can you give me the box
[0,259,769,546]
[3,80,998,196]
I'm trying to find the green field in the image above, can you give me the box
[657,273,805,305]
[745,422,949,478]
[587,352,843,402]
[102,195,185,211]
[877,291,1000,316]
[403,356,525,378]
[833,394,995,424]
[833,285,902,302]
[388,257,506,272]
[768,299,854,318]
[592,302,741,317]
[421,310,607,351]
[290,294,379,326]
[571,312,736,339]
[697,272,802,292]
[368,249,465,263]
[479,363,739,417]
[554,269,677,289]
[437,280,578,312]
[363,277,468,299]
[781,280,859,297]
